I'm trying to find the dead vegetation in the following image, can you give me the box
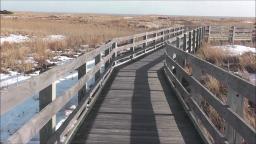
[197,43,256,73]
[0,12,254,73]
[194,42,256,140]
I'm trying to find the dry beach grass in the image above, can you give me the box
[196,43,256,135]
[0,12,254,73]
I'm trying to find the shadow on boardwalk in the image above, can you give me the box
[71,49,202,144]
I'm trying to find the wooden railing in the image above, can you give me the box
[164,27,256,144]
[205,25,256,44]
[0,26,184,144]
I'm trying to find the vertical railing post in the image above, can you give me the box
[155,32,157,49]
[78,63,87,103]
[176,37,180,49]
[104,46,110,68]
[132,37,136,58]
[39,82,56,144]
[208,26,211,42]
[162,30,165,43]
[190,62,204,124]
[95,54,101,82]
[113,42,118,66]
[163,30,166,41]
[168,29,171,39]
[192,30,196,53]
[143,33,148,52]
[196,28,199,51]
[231,26,235,45]
[202,27,205,41]
[145,32,148,46]
[188,31,192,53]
[198,28,202,49]
[175,36,183,82]
[225,87,244,143]
[183,33,187,51]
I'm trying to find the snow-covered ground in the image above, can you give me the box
[0,59,96,142]
[215,45,256,56]
[44,35,65,41]
[235,71,256,85]
[0,34,30,44]
[0,34,65,44]
[0,33,97,142]
[0,55,76,88]
[0,71,40,88]
[216,45,256,85]
[249,73,256,85]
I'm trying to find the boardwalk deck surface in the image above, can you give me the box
[71,49,203,144]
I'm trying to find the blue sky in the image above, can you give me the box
[1,0,255,17]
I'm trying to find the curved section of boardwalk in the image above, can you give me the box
[71,49,203,144]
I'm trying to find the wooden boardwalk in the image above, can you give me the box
[71,49,202,144]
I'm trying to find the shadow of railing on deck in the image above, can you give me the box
[130,55,164,143]
[157,68,203,144]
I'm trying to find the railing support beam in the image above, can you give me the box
[39,82,56,144]
[78,64,87,103]
[225,87,244,144]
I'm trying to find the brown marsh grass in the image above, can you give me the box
[196,43,256,132]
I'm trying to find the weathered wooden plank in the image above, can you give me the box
[190,77,256,144]
[71,48,202,144]
[164,61,227,143]
[165,43,256,144]
[163,66,212,144]
[6,47,115,144]
[166,44,256,104]
[0,42,112,115]
[47,62,114,144]
[1,26,183,116]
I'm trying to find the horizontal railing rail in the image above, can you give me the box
[164,27,256,144]
[1,25,184,144]
[205,25,256,43]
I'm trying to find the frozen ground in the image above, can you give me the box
[0,33,95,142]
[0,72,78,142]
[0,34,65,44]
[215,45,256,56]
[44,35,65,41]
[0,57,95,142]
[0,55,75,88]
[0,34,29,44]
[216,45,256,85]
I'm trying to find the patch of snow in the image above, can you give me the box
[123,16,133,19]
[0,34,29,44]
[0,56,99,141]
[0,74,30,88]
[2,15,18,19]
[56,72,78,84]
[70,105,76,110]
[243,21,253,24]
[57,56,73,61]
[215,45,256,56]
[25,57,37,65]
[0,71,40,88]
[1,72,79,141]
[44,35,65,41]
[48,55,74,65]
[235,70,256,86]
[249,73,256,85]
[55,119,66,130]
[0,71,19,81]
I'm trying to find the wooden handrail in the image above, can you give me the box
[2,25,184,144]
[164,26,256,144]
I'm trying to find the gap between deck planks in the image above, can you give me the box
[71,49,203,144]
